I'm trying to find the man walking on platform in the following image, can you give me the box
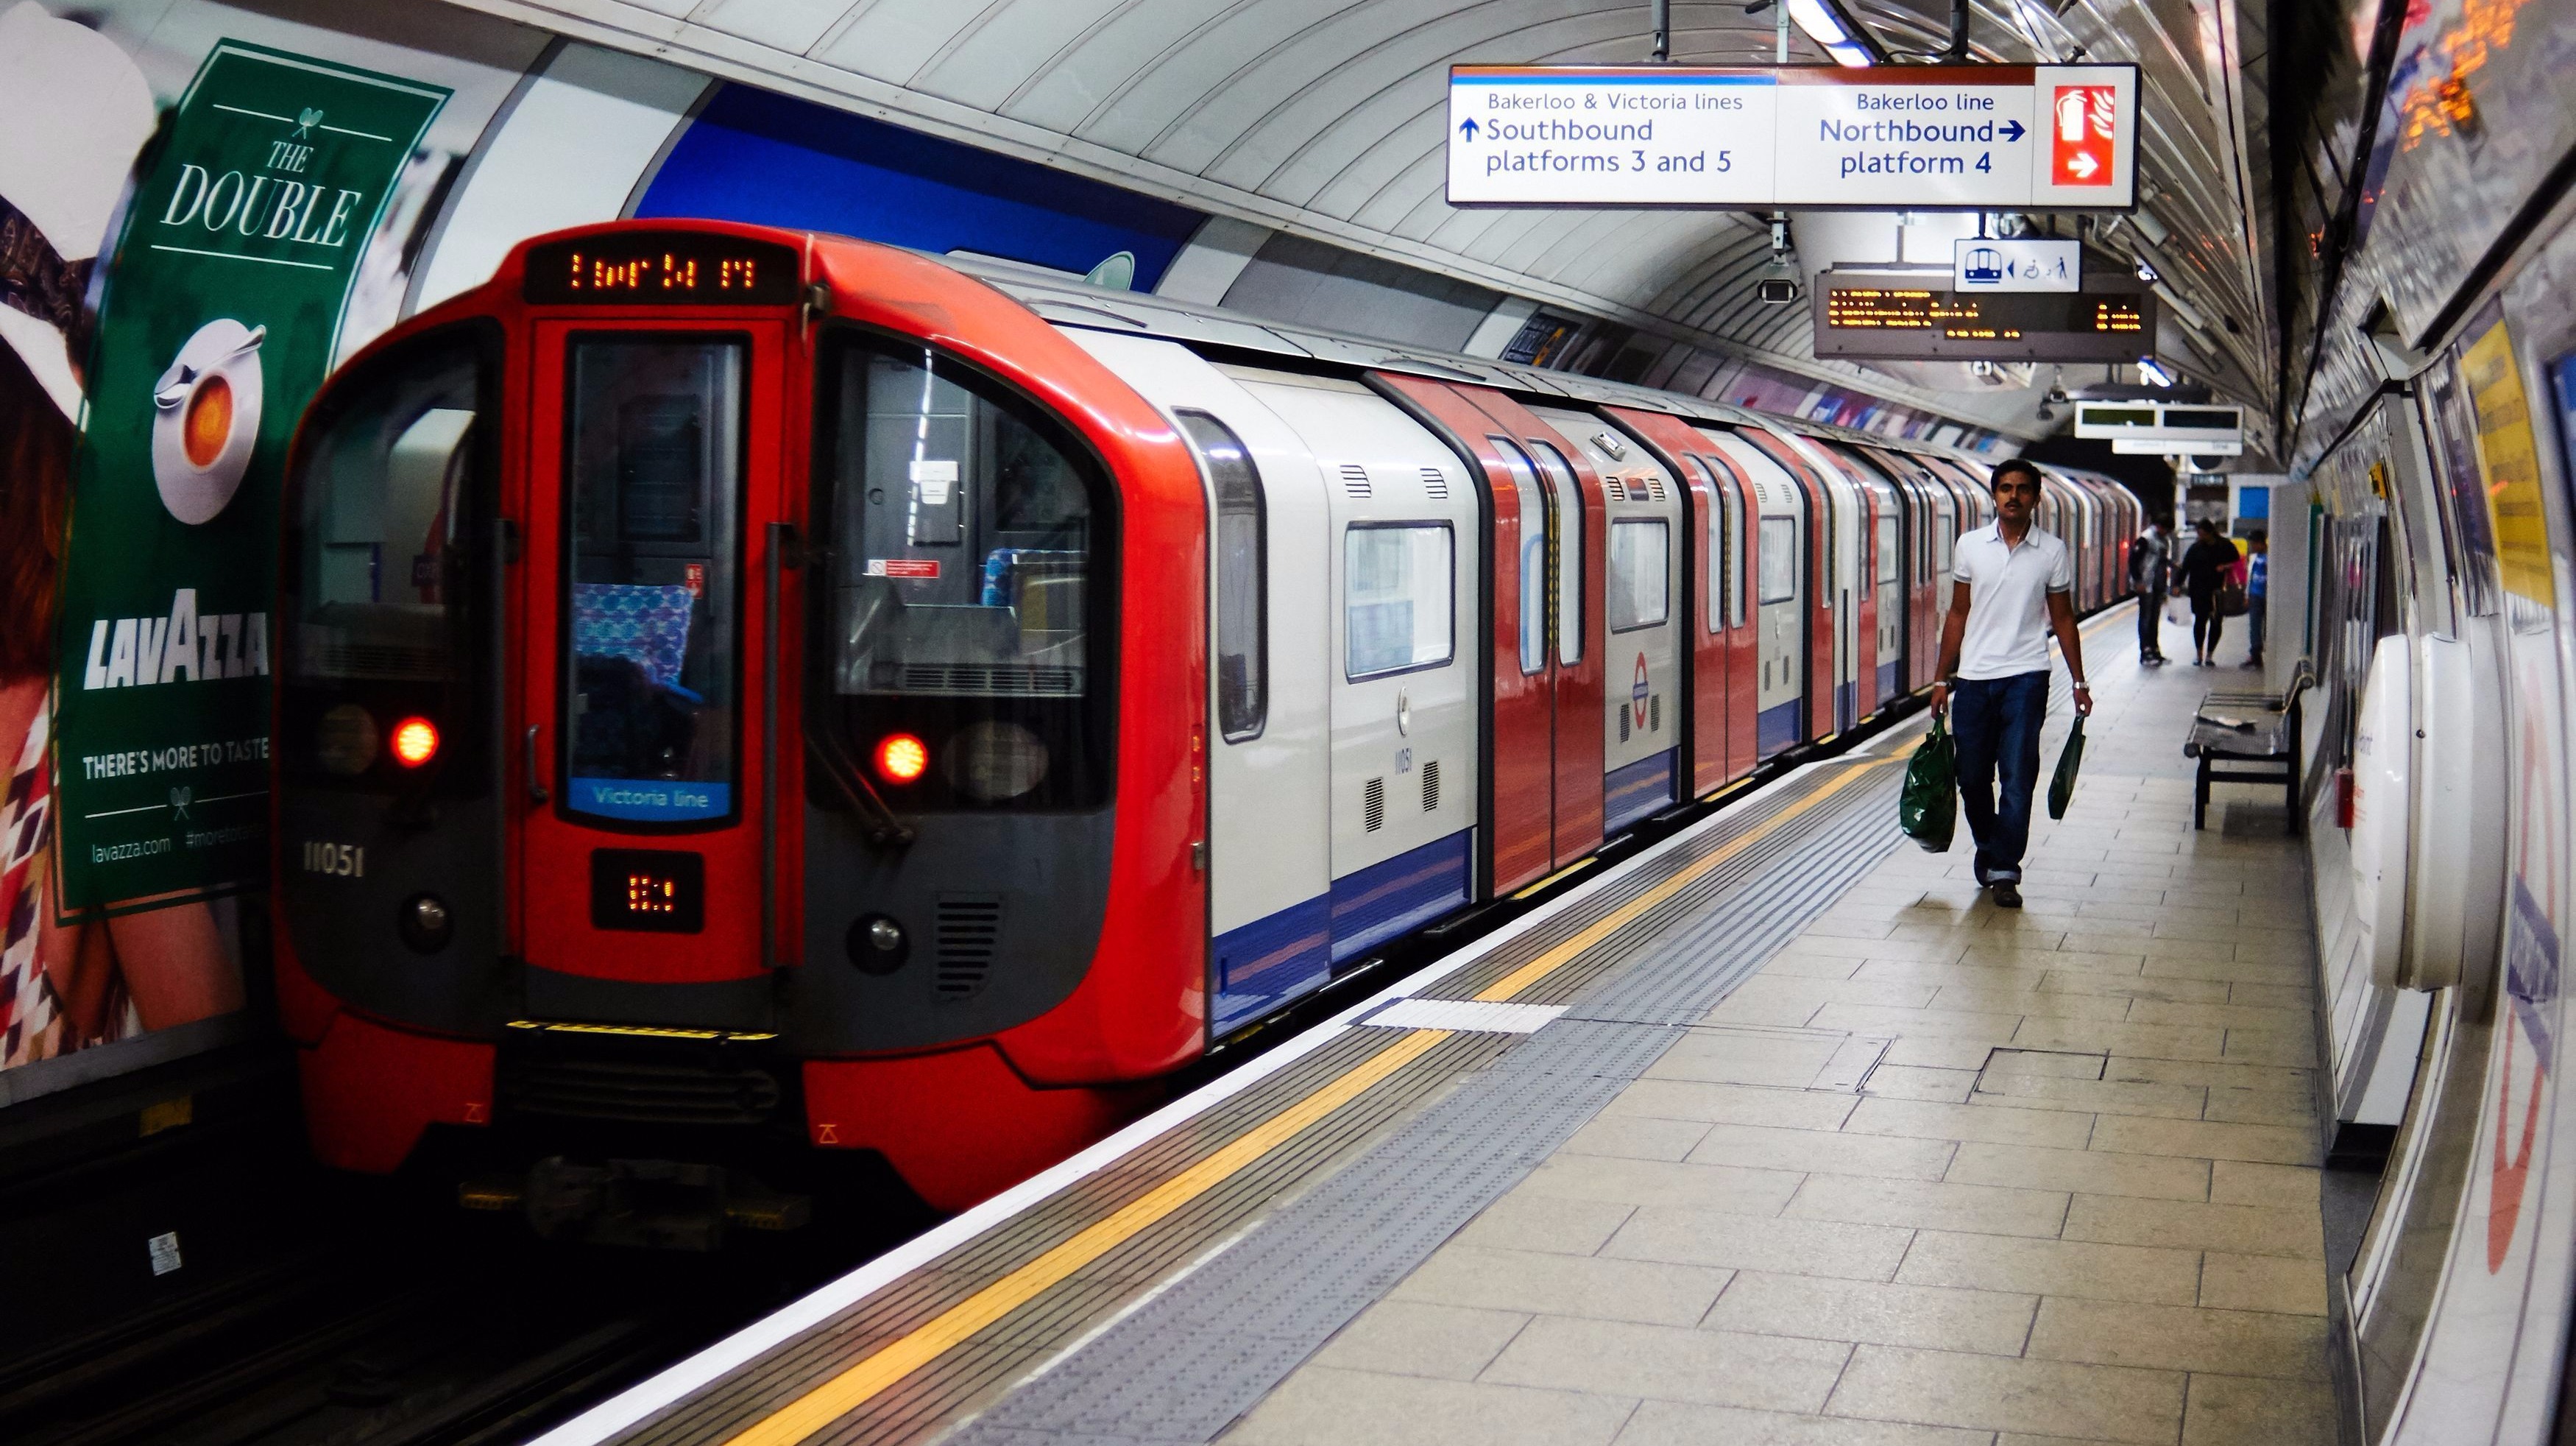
[1930,459,2092,909]
[2131,515,2173,665]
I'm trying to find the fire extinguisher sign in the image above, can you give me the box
[2051,85,2119,186]
[2029,66,2139,207]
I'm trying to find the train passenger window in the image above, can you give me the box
[813,334,1112,810]
[562,337,745,826]
[1758,518,1797,604]
[282,326,491,789]
[1878,515,1900,587]
[1178,411,1266,742]
[1609,520,1670,632]
[1490,438,1549,674]
[1345,523,1454,679]
[1528,440,1584,665]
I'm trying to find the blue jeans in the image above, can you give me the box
[1950,671,2049,884]
[2248,593,2266,657]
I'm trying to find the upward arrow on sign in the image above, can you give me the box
[1459,117,1479,141]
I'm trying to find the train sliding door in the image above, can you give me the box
[1524,406,1684,834]
[514,318,793,1026]
[1227,371,1481,966]
[1701,429,1808,758]
[1598,404,1757,797]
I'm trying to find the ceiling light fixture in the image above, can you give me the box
[1787,0,1877,64]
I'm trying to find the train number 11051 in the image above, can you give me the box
[302,841,365,877]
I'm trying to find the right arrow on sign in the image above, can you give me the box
[2000,120,2025,141]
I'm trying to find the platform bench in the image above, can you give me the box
[2184,674,2307,834]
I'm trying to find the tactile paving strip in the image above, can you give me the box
[615,1027,1513,1446]
[940,760,1908,1446]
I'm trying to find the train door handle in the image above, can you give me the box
[525,724,548,804]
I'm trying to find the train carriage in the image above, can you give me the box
[275,219,2131,1232]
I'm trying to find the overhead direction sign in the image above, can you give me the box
[1812,269,2155,362]
[1954,238,2080,292]
[1446,63,2138,211]
[2075,401,2243,447]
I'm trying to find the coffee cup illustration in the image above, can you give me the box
[150,318,265,524]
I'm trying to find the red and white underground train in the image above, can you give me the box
[274,219,2137,1232]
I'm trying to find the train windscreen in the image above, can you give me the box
[813,333,1113,809]
[280,325,492,791]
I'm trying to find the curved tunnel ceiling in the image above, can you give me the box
[450,0,2272,437]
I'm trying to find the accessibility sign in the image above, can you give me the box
[1446,64,2137,211]
[1954,238,2080,292]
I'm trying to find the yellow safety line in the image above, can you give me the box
[1471,752,1903,1004]
[721,740,1922,1445]
[721,1026,1454,1446]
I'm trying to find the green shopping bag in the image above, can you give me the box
[2048,718,2087,820]
[1899,716,1957,853]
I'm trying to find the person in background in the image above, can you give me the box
[1929,459,2092,911]
[2243,529,2269,669]
[2130,515,2173,666]
[2176,520,2239,667]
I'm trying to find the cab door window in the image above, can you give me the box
[560,336,746,827]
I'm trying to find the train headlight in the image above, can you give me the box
[399,893,453,953]
[316,703,379,775]
[390,716,441,768]
[847,913,908,974]
[947,720,1050,803]
[874,732,930,785]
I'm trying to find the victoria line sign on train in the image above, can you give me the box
[1446,64,2139,211]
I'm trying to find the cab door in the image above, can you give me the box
[514,318,794,1016]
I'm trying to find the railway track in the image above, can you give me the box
[0,1187,913,1446]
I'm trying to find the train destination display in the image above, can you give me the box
[1446,63,2138,210]
[1811,271,2156,360]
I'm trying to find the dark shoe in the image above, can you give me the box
[1992,882,2023,909]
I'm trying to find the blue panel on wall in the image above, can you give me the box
[635,85,1205,291]
[1604,748,1676,835]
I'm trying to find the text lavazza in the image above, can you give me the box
[1448,63,2137,211]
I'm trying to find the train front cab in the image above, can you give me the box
[275,223,1213,1219]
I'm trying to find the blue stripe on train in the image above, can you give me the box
[1757,699,1802,758]
[1878,660,1899,699]
[1331,830,1472,963]
[1210,895,1331,1034]
[1604,748,1677,835]
[1210,830,1473,1036]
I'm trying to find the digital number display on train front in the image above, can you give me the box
[589,848,706,933]
[524,235,801,305]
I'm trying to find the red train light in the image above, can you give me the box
[874,733,930,785]
[390,716,441,768]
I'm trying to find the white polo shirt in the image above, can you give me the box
[1951,522,2073,680]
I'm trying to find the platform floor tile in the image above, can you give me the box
[1232,624,2335,1446]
